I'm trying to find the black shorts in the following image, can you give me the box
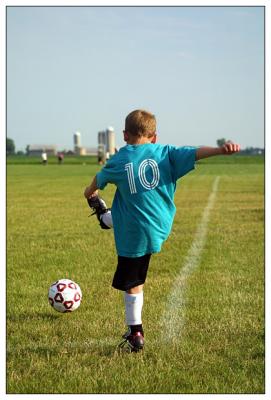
[112,254,152,291]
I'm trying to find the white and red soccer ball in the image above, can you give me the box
[48,279,82,313]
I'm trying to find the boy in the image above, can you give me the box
[84,109,240,352]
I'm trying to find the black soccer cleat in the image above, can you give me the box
[87,195,111,229]
[118,330,144,353]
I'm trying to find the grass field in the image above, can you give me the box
[6,155,98,165]
[6,155,264,394]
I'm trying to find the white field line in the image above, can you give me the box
[161,176,220,343]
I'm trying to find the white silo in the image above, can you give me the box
[74,131,81,155]
[98,131,106,147]
[74,131,81,147]
[106,126,115,156]
[97,131,106,163]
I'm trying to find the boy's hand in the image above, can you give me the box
[84,176,98,199]
[88,190,99,198]
[221,141,240,155]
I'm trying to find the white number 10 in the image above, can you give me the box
[125,159,160,194]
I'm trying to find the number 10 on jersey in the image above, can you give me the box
[125,159,160,194]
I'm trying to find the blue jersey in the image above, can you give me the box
[96,143,196,257]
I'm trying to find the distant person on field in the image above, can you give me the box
[98,153,105,165]
[57,152,64,164]
[41,151,47,165]
[84,109,240,352]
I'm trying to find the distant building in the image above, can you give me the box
[75,146,97,156]
[27,145,56,156]
[73,131,100,156]
[240,147,265,155]
[72,129,116,159]
[83,147,98,156]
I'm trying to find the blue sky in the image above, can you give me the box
[7,6,264,152]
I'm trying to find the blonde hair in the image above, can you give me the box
[125,109,156,138]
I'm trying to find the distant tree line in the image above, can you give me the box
[216,138,264,155]
[6,138,15,155]
[6,137,264,156]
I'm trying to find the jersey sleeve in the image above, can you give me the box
[168,146,197,181]
[96,156,121,189]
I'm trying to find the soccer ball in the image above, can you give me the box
[48,279,82,313]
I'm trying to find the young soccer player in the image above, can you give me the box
[84,109,240,352]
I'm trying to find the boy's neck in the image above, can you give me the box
[126,136,153,145]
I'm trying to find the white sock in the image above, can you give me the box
[100,210,113,228]
[124,292,143,326]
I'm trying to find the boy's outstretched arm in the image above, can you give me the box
[196,141,240,160]
[84,175,98,198]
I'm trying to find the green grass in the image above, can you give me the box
[6,154,98,165]
[6,156,264,394]
[197,154,264,164]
